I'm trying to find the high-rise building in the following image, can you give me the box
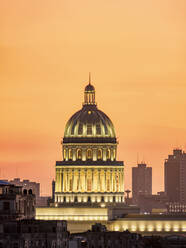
[164,149,186,203]
[132,163,152,204]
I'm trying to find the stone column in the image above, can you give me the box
[78,169,81,191]
[121,168,124,192]
[66,169,69,192]
[59,169,62,192]
[119,169,122,192]
[55,169,60,192]
[104,169,107,192]
[72,169,74,192]
[98,169,101,192]
[110,169,112,192]
[92,169,94,192]
[116,169,119,192]
[61,169,64,192]
[110,148,113,161]
[118,169,121,192]
[85,169,87,192]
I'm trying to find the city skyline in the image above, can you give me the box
[1,1,186,195]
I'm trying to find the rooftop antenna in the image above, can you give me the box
[89,72,91,85]
[137,153,139,165]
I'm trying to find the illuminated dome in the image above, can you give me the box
[64,80,116,142]
[53,76,124,208]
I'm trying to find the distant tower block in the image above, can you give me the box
[132,163,152,205]
[164,149,186,203]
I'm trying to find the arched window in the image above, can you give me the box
[77,149,82,160]
[97,149,102,160]
[106,149,111,160]
[69,149,72,160]
[87,149,92,160]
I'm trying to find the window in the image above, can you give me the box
[87,124,92,135]
[13,243,18,248]
[77,149,82,160]
[78,123,83,135]
[106,149,111,160]
[96,123,101,135]
[97,149,102,160]
[3,201,10,211]
[69,149,72,160]
[87,149,92,160]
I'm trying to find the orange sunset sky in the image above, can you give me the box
[1,0,186,195]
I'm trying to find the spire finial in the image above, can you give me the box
[89,72,91,85]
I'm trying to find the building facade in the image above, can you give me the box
[54,80,124,205]
[0,220,69,248]
[132,163,152,205]
[164,149,186,203]
[0,180,35,220]
[8,178,40,205]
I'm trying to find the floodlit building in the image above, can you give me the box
[54,79,124,205]
[36,78,139,228]
[132,163,152,204]
[36,78,186,235]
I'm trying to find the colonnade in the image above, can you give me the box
[55,167,124,193]
[63,146,116,161]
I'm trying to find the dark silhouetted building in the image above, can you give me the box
[0,180,35,220]
[70,223,143,248]
[138,191,168,214]
[8,178,40,205]
[164,149,186,203]
[132,163,152,204]
[0,220,69,248]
